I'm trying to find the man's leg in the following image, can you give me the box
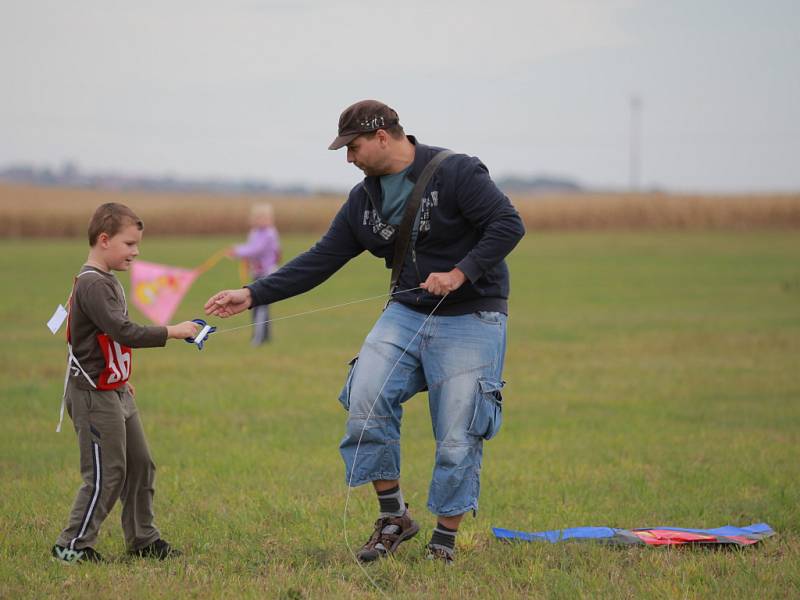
[423,310,508,562]
[437,514,464,529]
[338,303,426,562]
[373,479,404,516]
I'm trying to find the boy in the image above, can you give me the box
[52,203,198,564]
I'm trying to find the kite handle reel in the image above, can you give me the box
[185,318,216,350]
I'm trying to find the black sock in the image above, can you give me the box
[377,485,405,517]
[429,522,457,550]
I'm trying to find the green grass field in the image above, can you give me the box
[1,232,799,599]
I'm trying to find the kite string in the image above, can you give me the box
[211,287,423,335]
[208,284,443,598]
[342,293,449,599]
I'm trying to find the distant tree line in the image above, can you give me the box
[0,161,583,196]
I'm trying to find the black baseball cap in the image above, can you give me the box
[328,99,400,150]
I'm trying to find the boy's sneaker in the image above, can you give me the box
[426,543,455,564]
[356,509,420,563]
[129,539,181,560]
[51,544,104,564]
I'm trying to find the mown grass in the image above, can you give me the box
[1,232,799,599]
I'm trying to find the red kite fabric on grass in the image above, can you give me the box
[492,523,774,546]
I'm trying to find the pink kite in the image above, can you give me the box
[130,260,199,326]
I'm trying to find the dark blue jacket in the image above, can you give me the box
[247,137,526,315]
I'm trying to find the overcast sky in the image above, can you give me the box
[2,1,798,192]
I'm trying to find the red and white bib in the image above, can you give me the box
[94,333,133,390]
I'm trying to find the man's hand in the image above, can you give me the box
[167,320,200,339]
[127,381,136,397]
[204,288,253,318]
[420,268,467,296]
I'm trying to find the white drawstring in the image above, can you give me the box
[57,344,97,433]
[56,270,103,433]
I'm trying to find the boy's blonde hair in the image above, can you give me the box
[88,203,144,246]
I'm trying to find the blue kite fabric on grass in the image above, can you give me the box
[492,523,774,547]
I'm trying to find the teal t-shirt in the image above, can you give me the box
[379,165,414,226]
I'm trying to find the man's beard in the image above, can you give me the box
[359,164,390,177]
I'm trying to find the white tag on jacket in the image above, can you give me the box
[47,304,68,334]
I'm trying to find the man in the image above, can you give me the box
[205,100,525,563]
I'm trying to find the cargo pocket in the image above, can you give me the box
[467,378,505,440]
[337,355,359,411]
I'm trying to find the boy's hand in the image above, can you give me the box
[127,382,136,397]
[167,320,200,339]
[205,288,252,318]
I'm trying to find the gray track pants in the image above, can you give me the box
[55,384,160,551]
[251,303,271,345]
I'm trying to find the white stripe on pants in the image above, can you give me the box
[69,441,101,550]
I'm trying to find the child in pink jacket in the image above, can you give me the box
[229,203,281,344]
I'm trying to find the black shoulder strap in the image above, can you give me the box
[389,150,453,293]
